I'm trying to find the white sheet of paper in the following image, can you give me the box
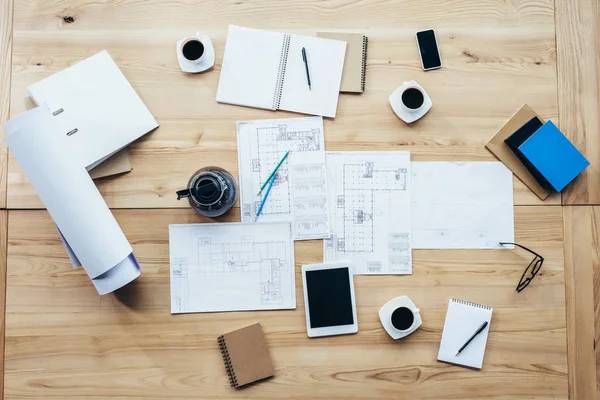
[169,222,296,313]
[237,116,328,240]
[324,151,412,275]
[216,26,284,110]
[279,34,346,118]
[411,162,515,249]
[4,106,139,294]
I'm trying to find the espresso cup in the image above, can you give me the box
[180,37,205,63]
[401,87,425,111]
[379,295,422,339]
[389,81,432,124]
[390,306,416,331]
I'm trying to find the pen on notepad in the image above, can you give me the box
[456,321,488,356]
[255,173,277,222]
[256,151,290,196]
[302,47,312,90]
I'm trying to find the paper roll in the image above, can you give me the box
[4,106,140,295]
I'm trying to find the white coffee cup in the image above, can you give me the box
[400,85,425,112]
[177,34,215,73]
[179,37,206,64]
[379,295,422,339]
[389,81,433,124]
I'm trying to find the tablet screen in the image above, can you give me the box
[305,267,354,328]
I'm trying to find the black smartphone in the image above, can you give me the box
[416,29,442,70]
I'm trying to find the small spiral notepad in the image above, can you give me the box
[217,323,274,388]
[438,299,493,370]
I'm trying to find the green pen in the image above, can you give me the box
[257,151,290,196]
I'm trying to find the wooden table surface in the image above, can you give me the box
[1,0,599,399]
[5,208,567,399]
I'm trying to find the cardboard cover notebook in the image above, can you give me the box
[88,150,132,179]
[485,104,551,200]
[317,32,368,93]
[218,323,275,388]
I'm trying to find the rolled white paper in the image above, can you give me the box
[4,105,140,295]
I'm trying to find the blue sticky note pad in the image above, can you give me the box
[518,121,589,192]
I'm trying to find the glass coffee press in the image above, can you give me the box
[176,167,237,217]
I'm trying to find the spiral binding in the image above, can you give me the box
[361,36,368,92]
[451,298,491,310]
[272,34,291,110]
[218,335,238,388]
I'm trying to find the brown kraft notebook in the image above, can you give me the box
[317,32,368,93]
[485,104,551,200]
[218,323,275,388]
[88,149,132,179]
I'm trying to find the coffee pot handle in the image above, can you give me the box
[176,189,191,200]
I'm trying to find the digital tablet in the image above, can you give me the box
[302,263,358,337]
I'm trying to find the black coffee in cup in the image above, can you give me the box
[182,39,205,61]
[401,87,425,110]
[391,306,415,331]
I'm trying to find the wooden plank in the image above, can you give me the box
[0,0,13,209]
[0,211,7,398]
[7,0,558,208]
[12,0,555,31]
[556,0,600,204]
[562,206,597,399]
[4,207,567,399]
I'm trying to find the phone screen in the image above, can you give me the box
[417,29,442,70]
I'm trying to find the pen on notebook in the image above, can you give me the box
[302,47,312,90]
[456,321,488,356]
[255,173,277,222]
[256,151,290,196]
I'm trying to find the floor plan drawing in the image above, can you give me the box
[237,117,329,240]
[324,152,412,275]
[289,155,330,240]
[169,222,295,313]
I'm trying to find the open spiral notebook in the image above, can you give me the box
[216,25,347,118]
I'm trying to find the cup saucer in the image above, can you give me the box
[379,295,422,339]
[177,34,215,73]
[389,81,432,123]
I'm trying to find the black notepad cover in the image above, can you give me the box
[504,117,554,192]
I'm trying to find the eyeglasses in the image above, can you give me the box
[500,242,544,292]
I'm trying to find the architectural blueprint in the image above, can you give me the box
[169,222,295,313]
[411,162,514,249]
[289,153,330,240]
[323,152,412,275]
[237,116,329,240]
